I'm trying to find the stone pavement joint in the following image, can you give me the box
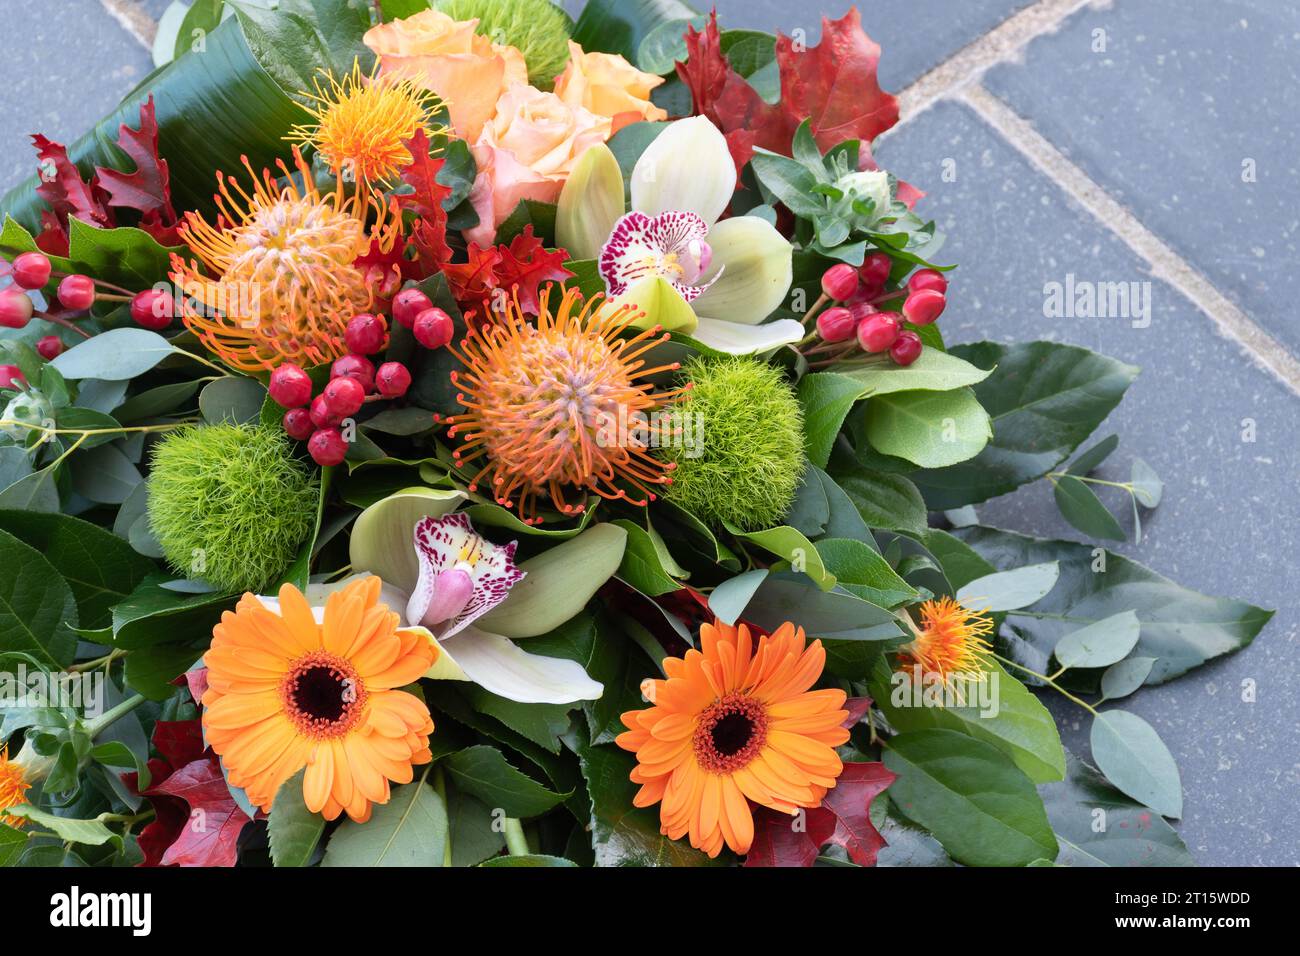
[960,83,1300,398]
[100,0,157,49]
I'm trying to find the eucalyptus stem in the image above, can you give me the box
[502,817,530,857]
[991,653,1097,716]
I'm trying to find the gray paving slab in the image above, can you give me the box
[984,0,1300,355]
[876,99,1300,865]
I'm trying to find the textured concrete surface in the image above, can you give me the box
[6,0,1296,865]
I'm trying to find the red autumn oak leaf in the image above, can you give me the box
[745,760,895,867]
[31,134,113,255]
[396,129,454,274]
[493,226,574,315]
[96,97,178,225]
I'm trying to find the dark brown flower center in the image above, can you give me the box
[281,652,366,738]
[693,692,769,774]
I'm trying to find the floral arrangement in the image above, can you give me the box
[0,0,1272,869]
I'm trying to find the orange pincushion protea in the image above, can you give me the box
[0,745,31,827]
[201,577,436,823]
[170,147,400,371]
[896,596,994,684]
[446,285,687,524]
[616,619,849,858]
[288,59,443,198]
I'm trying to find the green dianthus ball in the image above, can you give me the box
[435,0,572,89]
[147,424,319,594]
[663,356,805,532]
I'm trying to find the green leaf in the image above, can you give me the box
[708,569,769,625]
[5,805,119,847]
[1099,657,1156,701]
[571,0,700,62]
[1067,433,1119,475]
[66,218,181,291]
[1053,611,1142,670]
[871,659,1065,784]
[269,769,325,867]
[111,573,236,650]
[612,519,681,596]
[442,746,570,818]
[829,467,927,534]
[123,640,207,701]
[883,729,1058,866]
[49,328,175,381]
[957,527,1270,688]
[1090,710,1182,818]
[955,561,1059,612]
[727,524,835,590]
[1053,474,1126,541]
[112,379,204,422]
[749,150,826,218]
[575,737,727,867]
[174,0,226,62]
[199,376,266,425]
[1130,458,1163,507]
[479,853,578,867]
[0,510,154,630]
[838,348,992,396]
[918,528,995,592]
[1040,751,1192,866]
[0,823,26,866]
[0,529,79,668]
[465,686,573,755]
[446,789,506,867]
[321,779,448,867]
[814,538,917,608]
[0,467,59,513]
[797,371,867,469]
[913,342,1138,508]
[744,573,903,643]
[70,442,142,505]
[864,387,991,469]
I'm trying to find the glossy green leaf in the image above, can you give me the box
[111,573,236,650]
[1099,656,1157,701]
[828,466,927,534]
[269,769,325,868]
[571,0,700,63]
[814,537,916,608]
[0,529,79,668]
[443,746,571,818]
[864,387,991,469]
[727,523,834,590]
[612,519,681,597]
[797,371,867,469]
[479,853,578,867]
[322,779,447,867]
[837,348,992,397]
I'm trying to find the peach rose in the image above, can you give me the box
[466,85,612,247]
[553,41,668,134]
[363,9,527,143]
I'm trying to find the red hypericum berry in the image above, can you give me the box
[413,307,453,350]
[129,288,174,330]
[859,252,892,289]
[0,288,34,328]
[375,361,411,399]
[331,353,375,393]
[322,375,366,417]
[344,313,387,355]
[11,252,51,290]
[848,298,878,324]
[0,364,25,389]
[857,312,901,353]
[308,428,348,467]
[820,263,859,302]
[56,274,96,311]
[309,394,343,429]
[36,335,63,360]
[816,306,857,343]
[269,363,314,408]
[282,407,315,441]
[890,330,923,366]
[903,288,946,326]
[392,288,433,329]
[908,268,948,294]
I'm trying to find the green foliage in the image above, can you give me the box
[435,0,573,88]
[662,356,805,532]
[146,423,319,594]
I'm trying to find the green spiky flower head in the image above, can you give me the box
[435,0,572,88]
[147,423,319,594]
[662,355,805,531]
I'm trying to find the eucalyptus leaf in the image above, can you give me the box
[1054,611,1142,670]
[956,562,1059,612]
[1090,710,1182,818]
[1053,474,1126,541]
[49,329,175,382]
[1130,458,1163,507]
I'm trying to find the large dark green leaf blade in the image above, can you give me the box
[0,529,79,668]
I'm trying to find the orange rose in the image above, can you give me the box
[466,85,611,247]
[554,41,668,134]
[363,9,527,142]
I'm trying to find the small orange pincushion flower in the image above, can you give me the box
[616,619,849,858]
[201,577,437,823]
[896,596,994,684]
[446,286,687,524]
[170,147,400,371]
[288,59,443,196]
[0,744,32,827]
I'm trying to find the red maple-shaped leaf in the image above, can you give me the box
[95,97,179,234]
[31,134,114,255]
[745,760,895,867]
[395,129,454,274]
[444,241,504,314]
[494,226,574,315]
[123,718,252,868]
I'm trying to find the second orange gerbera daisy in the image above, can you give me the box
[616,618,849,858]
[201,576,436,823]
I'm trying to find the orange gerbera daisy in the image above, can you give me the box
[0,744,32,827]
[446,285,687,524]
[170,147,401,371]
[896,596,994,684]
[616,619,849,858]
[201,577,437,823]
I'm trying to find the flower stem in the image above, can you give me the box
[33,310,92,339]
[992,652,1098,715]
[84,693,147,739]
[502,817,530,856]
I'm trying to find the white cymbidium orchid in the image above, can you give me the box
[291,488,618,705]
[560,116,802,355]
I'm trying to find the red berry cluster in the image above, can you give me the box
[270,288,453,467]
[812,253,948,367]
[2,250,178,354]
